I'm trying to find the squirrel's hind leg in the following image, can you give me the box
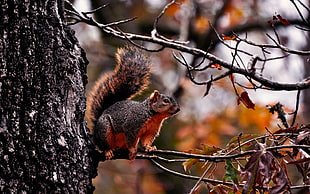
[93,114,116,159]
[127,136,140,160]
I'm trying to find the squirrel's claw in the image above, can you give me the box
[105,150,114,160]
[144,145,157,152]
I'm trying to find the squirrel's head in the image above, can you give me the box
[149,90,180,116]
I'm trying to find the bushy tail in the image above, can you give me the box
[86,46,151,133]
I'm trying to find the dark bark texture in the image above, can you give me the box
[0,0,96,193]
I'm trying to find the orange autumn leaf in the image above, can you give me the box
[194,16,209,33]
[237,91,255,109]
[224,1,245,27]
[183,158,199,172]
[221,34,238,40]
[166,0,185,16]
[183,145,221,172]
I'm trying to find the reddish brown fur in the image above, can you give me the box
[139,112,172,147]
[86,46,150,134]
[106,132,127,149]
[86,47,180,160]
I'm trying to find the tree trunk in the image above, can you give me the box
[0,0,96,193]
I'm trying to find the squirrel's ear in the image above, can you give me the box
[150,90,160,103]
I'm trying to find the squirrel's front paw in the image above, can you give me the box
[105,150,114,160]
[144,145,157,152]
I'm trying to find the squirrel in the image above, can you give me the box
[86,46,180,160]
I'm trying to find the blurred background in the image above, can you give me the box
[68,0,309,193]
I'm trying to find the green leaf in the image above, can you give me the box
[223,159,239,185]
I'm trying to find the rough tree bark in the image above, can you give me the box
[0,0,96,193]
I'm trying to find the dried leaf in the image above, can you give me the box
[183,145,221,172]
[237,91,255,110]
[227,134,253,145]
[204,82,212,97]
[200,144,222,155]
[268,15,278,27]
[226,134,260,150]
[267,102,288,128]
[272,126,297,134]
[277,14,291,25]
[287,157,310,165]
[183,158,199,173]
[242,147,291,194]
[268,14,290,27]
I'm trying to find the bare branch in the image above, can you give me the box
[65,3,310,91]
[151,0,189,45]
[290,90,301,126]
[240,36,310,56]
[82,3,109,15]
[290,0,310,27]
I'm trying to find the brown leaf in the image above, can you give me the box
[268,15,290,27]
[287,157,310,165]
[241,146,291,194]
[183,145,221,172]
[272,126,297,134]
[277,14,291,25]
[268,15,278,26]
[183,158,199,173]
[203,82,212,96]
[237,91,255,110]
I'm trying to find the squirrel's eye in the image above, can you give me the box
[163,99,170,103]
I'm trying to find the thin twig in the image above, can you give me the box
[149,159,237,187]
[290,0,310,26]
[153,0,176,31]
[173,52,208,85]
[189,161,213,194]
[82,3,109,15]
[116,27,165,52]
[152,0,188,45]
[66,9,310,90]
[290,90,301,126]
